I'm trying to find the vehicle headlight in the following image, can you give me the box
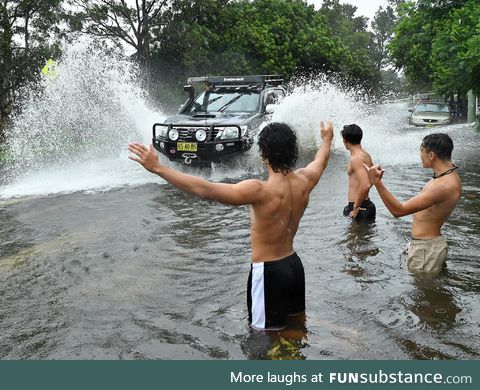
[216,127,239,140]
[157,127,168,138]
[168,129,179,141]
[195,129,207,141]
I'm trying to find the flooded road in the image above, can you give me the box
[1,117,479,359]
[0,44,479,359]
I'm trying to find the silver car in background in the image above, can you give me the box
[409,102,452,127]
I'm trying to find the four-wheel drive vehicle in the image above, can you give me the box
[152,75,286,165]
[409,102,452,127]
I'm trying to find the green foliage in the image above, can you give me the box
[0,0,64,138]
[431,0,480,95]
[151,0,382,107]
[389,2,434,86]
[389,0,480,95]
[371,5,396,70]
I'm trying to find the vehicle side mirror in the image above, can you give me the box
[265,104,276,114]
[408,109,413,112]
[184,85,194,101]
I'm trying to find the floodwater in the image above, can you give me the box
[0,43,479,359]
[1,120,479,360]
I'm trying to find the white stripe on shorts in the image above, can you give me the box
[250,262,265,329]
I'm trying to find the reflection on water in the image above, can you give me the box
[339,220,380,277]
[242,315,308,360]
[409,273,461,332]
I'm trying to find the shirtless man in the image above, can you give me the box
[364,133,461,273]
[128,121,334,330]
[341,124,376,221]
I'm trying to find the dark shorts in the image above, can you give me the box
[247,252,305,330]
[343,199,376,221]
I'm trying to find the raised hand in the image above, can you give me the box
[363,163,384,186]
[320,120,334,143]
[128,143,161,173]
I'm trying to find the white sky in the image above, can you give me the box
[307,0,390,21]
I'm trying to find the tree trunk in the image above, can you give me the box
[0,5,13,137]
[140,0,151,90]
[25,11,30,51]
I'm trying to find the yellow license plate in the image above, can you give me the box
[177,142,197,152]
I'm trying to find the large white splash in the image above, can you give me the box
[1,39,164,198]
[271,78,451,166]
[0,46,458,199]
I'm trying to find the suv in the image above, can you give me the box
[152,75,286,165]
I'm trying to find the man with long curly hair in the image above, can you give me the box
[128,121,333,330]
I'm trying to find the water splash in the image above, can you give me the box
[0,46,458,198]
[1,39,164,197]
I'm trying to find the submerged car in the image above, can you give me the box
[409,102,452,127]
[152,75,286,165]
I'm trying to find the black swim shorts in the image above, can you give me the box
[247,252,305,330]
[343,199,376,221]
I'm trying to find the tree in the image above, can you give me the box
[317,0,380,91]
[388,1,434,89]
[0,0,63,138]
[389,0,480,95]
[67,0,168,72]
[371,5,396,70]
[431,0,480,95]
[150,0,381,107]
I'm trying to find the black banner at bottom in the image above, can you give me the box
[0,360,477,390]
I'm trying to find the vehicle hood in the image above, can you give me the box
[411,111,450,120]
[164,112,259,126]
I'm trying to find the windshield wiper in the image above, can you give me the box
[218,94,243,112]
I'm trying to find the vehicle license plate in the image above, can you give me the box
[177,142,197,152]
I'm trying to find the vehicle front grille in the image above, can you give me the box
[173,127,208,141]
[423,119,438,123]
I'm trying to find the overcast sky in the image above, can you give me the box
[307,0,390,21]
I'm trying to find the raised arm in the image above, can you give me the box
[128,143,263,206]
[364,164,448,217]
[296,121,334,190]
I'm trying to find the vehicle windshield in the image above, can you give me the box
[415,103,449,113]
[188,89,260,113]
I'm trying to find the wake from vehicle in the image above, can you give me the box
[0,43,460,199]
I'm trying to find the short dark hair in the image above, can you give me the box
[341,124,363,145]
[421,133,453,160]
[258,123,298,174]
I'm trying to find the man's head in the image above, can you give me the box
[341,124,363,147]
[258,123,298,174]
[420,133,453,167]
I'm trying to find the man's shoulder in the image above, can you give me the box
[423,176,461,199]
[350,154,368,167]
[293,169,316,184]
[238,178,265,189]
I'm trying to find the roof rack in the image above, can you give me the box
[187,75,283,87]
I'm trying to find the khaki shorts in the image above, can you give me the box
[406,236,448,273]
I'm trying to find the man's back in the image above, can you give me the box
[347,150,373,202]
[250,173,310,262]
[129,120,334,329]
[412,172,462,239]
